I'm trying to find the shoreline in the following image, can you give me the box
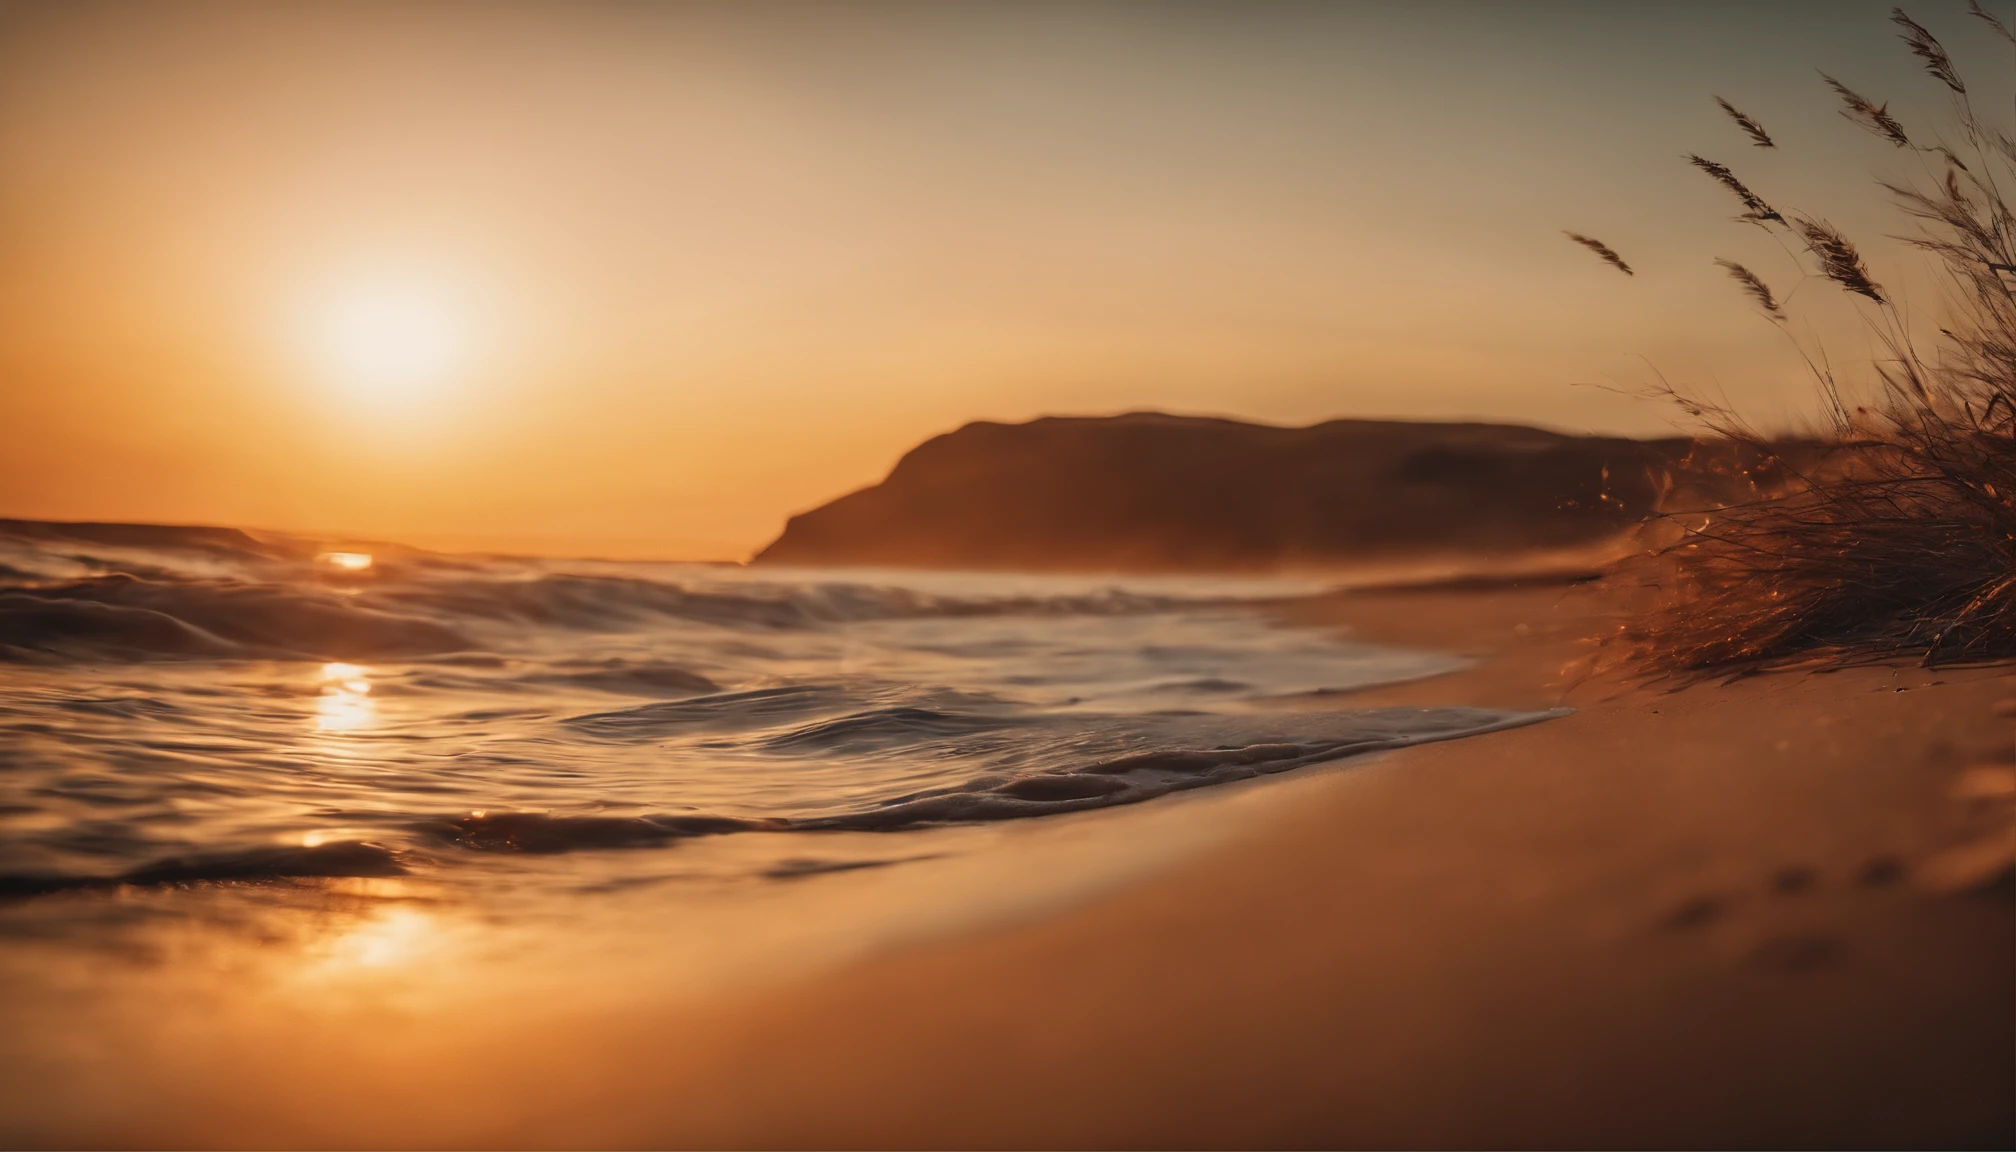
[515,579,2016,1147]
[5,579,2011,1148]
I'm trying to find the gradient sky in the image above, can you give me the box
[1,0,2007,557]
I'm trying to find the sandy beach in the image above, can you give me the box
[530,581,2015,1149]
[11,577,2003,1149]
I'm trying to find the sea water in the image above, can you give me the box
[0,521,1560,903]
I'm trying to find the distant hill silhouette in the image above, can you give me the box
[753,413,1734,572]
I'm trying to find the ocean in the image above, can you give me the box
[0,520,1561,911]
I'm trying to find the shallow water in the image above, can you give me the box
[0,520,1557,910]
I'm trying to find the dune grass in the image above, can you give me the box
[1606,5,2016,673]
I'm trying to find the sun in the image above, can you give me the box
[297,277,471,406]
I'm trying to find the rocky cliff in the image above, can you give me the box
[753,413,1711,572]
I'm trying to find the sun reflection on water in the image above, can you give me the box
[315,661,377,733]
[294,905,443,978]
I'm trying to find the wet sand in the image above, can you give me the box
[13,580,2015,1148]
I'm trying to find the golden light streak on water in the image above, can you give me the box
[315,661,377,733]
[306,906,442,973]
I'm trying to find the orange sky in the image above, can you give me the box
[0,0,1995,558]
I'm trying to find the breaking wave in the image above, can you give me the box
[0,520,1239,665]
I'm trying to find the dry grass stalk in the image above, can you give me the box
[1821,71,1913,147]
[1564,231,1633,275]
[1791,214,1887,303]
[1971,0,2016,44]
[1687,154,1785,223]
[1894,8,1966,93]
[1715,259,1785,319]
[1715,96,1776,147]
[1624,8,2016,673]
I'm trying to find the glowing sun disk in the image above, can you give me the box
[299,280,470,404]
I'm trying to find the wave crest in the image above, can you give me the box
[0,841,406,900]
[0,576,470,662]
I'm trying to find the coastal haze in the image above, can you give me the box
[0,0,1972,558]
